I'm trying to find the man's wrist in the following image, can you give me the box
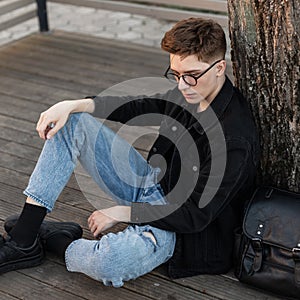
[117,206,131,222]
[67,98,95,114]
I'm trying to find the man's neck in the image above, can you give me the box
[197,76,226,112]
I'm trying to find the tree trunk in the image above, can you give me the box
[227,0,300,192]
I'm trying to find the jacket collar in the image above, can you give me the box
[209,76,234,119]
[192,76,234,135]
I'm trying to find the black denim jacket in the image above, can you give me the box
[92,77,260,278]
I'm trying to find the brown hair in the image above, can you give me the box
[161,17,226,62]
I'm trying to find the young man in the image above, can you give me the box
[0,18,259,287]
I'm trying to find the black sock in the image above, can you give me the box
[9,203,47,247]
[46,234,74,260]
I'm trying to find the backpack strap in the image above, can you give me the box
[243,238,263,275]
[292,247,300,286]
[251,238,263,272]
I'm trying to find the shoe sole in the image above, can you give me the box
[0,253,44,274]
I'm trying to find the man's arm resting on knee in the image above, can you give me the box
[36,98,95,140]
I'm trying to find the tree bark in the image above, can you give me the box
[227,0,300,191]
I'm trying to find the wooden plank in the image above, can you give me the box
[0,141,40,162]
[0,270,94,300]
[0,99,41,123]
[152,267,286,300]
[19,260,153,300]
[0,137,11,148]
[49,30,166,57]
[49,0,228,26]
[13,257,217,300]
[0,126,43,150]
[0,32,170,100]
[0,93,49,112]
[0,291,19,300]
[3,29,165,61]
[124,273,216,300]
[0,0,34,16]
[0,10,36,31]
[0,32,232,88]
[0,165,32,191]
[0,51,157,88]
[0,38,167,75]
[0,113,36,135]
[0,31,232,91]
[30,31,166,62]
[0,75,80,103]
[1,41,162,81]
[0,67,98,96]
[0,34,168,75]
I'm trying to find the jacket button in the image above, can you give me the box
[152,147,157,153]
[171,126,177,132]
[192,166,198,172]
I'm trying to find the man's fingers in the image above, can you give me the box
[36,114,47,139]
[36,112,45,129]
[93,226,102,237]
[89,221,103,237]
[88,211,97,224]
[44,122,56,139]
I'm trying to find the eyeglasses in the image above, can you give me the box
[164,59,222,86]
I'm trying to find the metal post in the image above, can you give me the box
[36,0,49,32]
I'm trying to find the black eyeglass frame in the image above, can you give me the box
[164,59,223,86]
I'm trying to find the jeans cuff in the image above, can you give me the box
[23,190,53,212]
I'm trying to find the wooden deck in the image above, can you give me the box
[0,31,285,300]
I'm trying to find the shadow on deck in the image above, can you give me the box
[0,31,284,300]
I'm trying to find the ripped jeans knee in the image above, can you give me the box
[65,225,176,287]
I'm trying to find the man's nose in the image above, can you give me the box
[177,77,190,91]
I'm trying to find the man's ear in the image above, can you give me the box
[216,60,226,76]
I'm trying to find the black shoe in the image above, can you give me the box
[0,235,44,274]
[4,215,83,251]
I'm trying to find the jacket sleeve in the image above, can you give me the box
[130,138,255,233]
[90,88,177,126]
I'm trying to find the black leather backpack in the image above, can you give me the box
[234,186,300,299]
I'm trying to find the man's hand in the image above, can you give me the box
[36,100,74,140]
[88,206,131,238]
[36,98,95,140]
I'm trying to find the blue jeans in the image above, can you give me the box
[24,113,176,287]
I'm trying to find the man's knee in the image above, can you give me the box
[66,236,125,280]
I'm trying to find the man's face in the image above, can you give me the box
[170,54,225,111]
